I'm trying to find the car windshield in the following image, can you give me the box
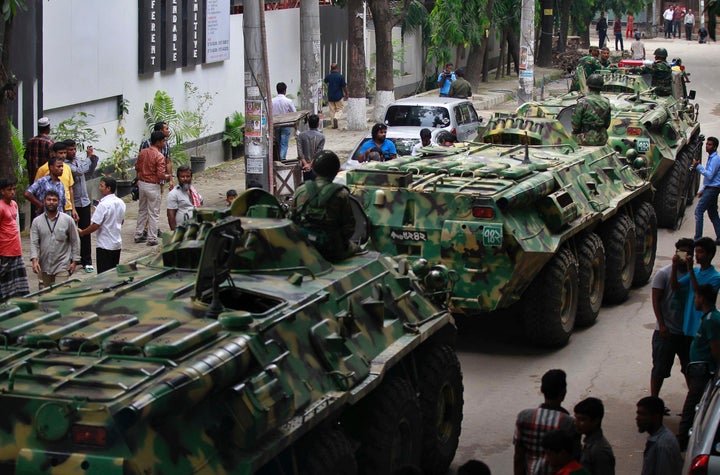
[384,105,451,128]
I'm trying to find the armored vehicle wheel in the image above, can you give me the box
[418,344,464,475]
[576,233,605,327]
[632,202,657,287]
[298,429,358,475]
[601,214,636,304]
[350,376,422,475]
[522,247,578,347]
[654,159,686,228]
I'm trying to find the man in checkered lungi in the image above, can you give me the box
[0,178,29,302]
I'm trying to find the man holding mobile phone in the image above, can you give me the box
[650,238,694,402]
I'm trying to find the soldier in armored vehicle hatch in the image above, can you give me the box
[570,46,601,92]
[632,48,673,96]
[571,74,611,146]
[291,150,357,262]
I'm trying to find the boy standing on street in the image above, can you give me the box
[574,397,615,475]
[0,178,29,302]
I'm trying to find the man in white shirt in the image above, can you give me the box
[684,9,695,41]
[78,177,126,274]
[663,5,675,38]
[271,82,297,161]
[167,165,203,230]
[411,128,434,156]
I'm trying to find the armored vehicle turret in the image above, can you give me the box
[519,67,701,228]
[346,116,656,347]
[0,206,462,475]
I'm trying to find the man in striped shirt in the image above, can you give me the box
[514,369,577,475]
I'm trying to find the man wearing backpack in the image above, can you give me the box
[291,150,356,262]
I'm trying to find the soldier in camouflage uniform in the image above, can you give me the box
[291,150,357,262]
[599,47,612,68]
[571,74,611,146]
[634,48,673,96]
[570,46,601,92]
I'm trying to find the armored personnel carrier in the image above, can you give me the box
[0,205,462,475]
[518,67,701,228]
[346,117,656,347]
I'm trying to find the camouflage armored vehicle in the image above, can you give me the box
[518,66,701,228]
[346,117,656,347]
[0,203,462,475]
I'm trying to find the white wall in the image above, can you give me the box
[42,1,302,165]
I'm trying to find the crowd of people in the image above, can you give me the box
[0,116,216,303]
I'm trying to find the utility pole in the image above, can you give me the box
[518,0,535,105]
[536,0,553,67]
[243,0,273,191]
[300,0,322,124]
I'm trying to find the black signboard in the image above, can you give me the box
[139,0,211,73]
[138,0,162,74]
[163,0,183,70]
[185,0,205,66]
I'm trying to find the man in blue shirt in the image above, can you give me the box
[324,63,348,130]
[693,136,720,242]
[358,124,397,162]
[672,237,720,340]
[437,62,456,97]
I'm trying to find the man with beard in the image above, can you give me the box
[166,165,203,231]
[29,190,80,289]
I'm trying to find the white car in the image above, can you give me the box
[345,97,482,169]
[683,374,720,474]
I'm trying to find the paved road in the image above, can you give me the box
[451,37,720,474]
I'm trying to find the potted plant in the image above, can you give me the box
[222,111,245,160]
[105,100,137,197]
[52,111,101,152]
[182,81,216,173]
[143,82,215,172]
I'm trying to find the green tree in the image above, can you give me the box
[367,0,416,122]
[0,1,26,181]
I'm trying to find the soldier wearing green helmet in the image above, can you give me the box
[632,47,672,96]
[571,73,611,146]
[290,150,357,262]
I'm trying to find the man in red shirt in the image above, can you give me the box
[0,178,29,301]
[134,131,170,246]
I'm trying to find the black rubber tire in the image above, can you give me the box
[654,159,685,229]
[600,213,636,304]
[632,202,658,287]
[522,247,578,347]
[350,377,422,475]
[298,429,358,475]
[576,233,605,327]
[417,345,464,475]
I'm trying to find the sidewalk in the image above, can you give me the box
[19,66,564,291]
